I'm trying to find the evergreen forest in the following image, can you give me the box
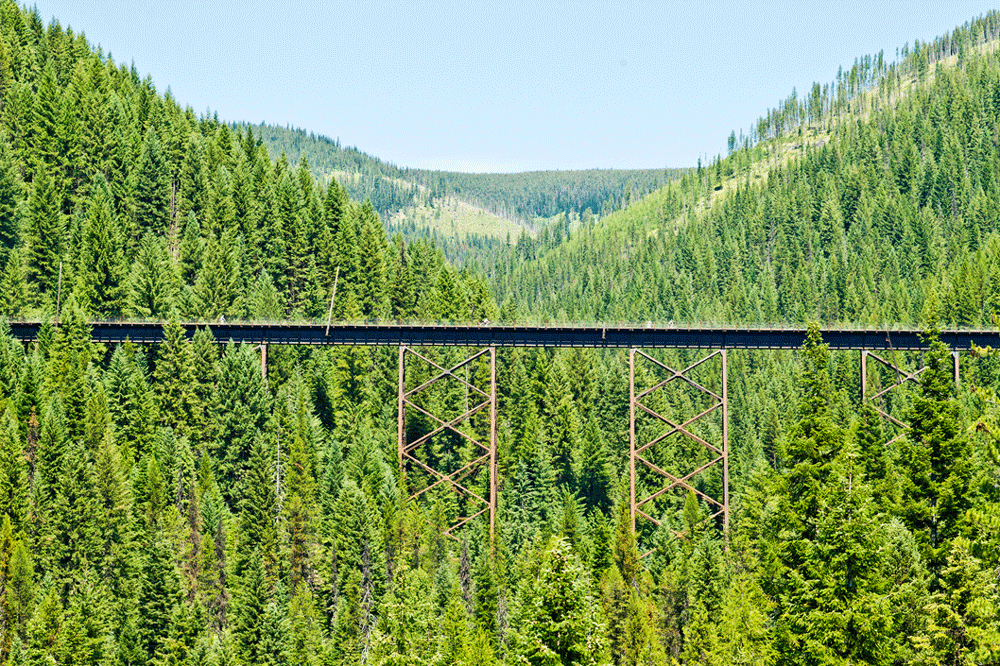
[1,2,1000,665]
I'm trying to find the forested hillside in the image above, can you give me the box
[0,2,498,326]
[1,2,1000,666]
[401,168,682,222]
[489,11,1000,327]
[246,122,679,235]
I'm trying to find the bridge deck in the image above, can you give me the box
[5,321,998,350]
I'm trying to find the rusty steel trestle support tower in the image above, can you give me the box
[861,349,960,444]
[397,346,498,541]
[629,348,729,550]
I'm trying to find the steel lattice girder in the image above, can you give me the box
[7,321,1000,350]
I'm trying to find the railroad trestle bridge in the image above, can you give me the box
[8,321,989,545]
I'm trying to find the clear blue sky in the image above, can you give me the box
[31,1,997,172]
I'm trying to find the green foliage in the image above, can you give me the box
[898,330,971,570]
[512,537,606,665]
[212,343,270,508]
[126,233,179,318]
[3,5,1000,665]
[73,174,126,317]
[23,163,64,305]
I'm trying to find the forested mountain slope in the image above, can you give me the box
[1,3,1000,666]
[490,12,1000,327]
[401,167,683,222]
[0,3,497,325]
[246,122,680,242]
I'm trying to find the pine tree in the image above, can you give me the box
[212,343,271,509]
[0,410,27,531]
[578,416,614,514]
[237,434,279,577]
[915,537,1000,664]
[5,535,32,652]
[104,342,156,462]
[330,480,385,600]
[31,397,68,562]
[23,585,63,665]
[23,163,65,305]
[714,574,775,666]
[780,323,843,540]
[512,537,605,665]
[611,501,640,589]
[126,233,179,318]
[43,297,91,442]
[177,134,206,225]
[389,235,416,319]
[192,233,238,318]
[330,568,371,665]
[56,569,110,666]
[355,200,389,317]
[73,174,125,317]
[133,126,171,237]
[48,437,101,589]
[157,599,208,666]
[282,374,320,593]
[93,429,137,601]
[196,456,229,632]
[188,325,219,446]
[0,247,27,319]
[438,590,476,665]
[371,562,437,664]
[178,212,203,286]
[138,537,182,662]
[0,130,23,260]
[28,60,62,182]
[248,269,284,319]
[232,551,275,666]
[153,317,197,439]
[898,329,970,571]
[285,587,323,666]
[599,565,665,666]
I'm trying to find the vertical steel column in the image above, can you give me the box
[398,346,405,476]
[953,351,960,388]
[489,347,498,543]
[261,343,268,380]
[860,350,867,400]
[721,349,729,538]
[629,348,637,532]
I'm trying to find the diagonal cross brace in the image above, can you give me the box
[629,348,729,553]
[402,452,490,506]
[404,347,491,401]
[402,398,492,453]
[636,454,726,510]
[399,346,498,543]
[860,349,957,446]
[635,401,724,456]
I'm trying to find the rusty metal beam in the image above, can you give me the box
[861,348,960,445]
